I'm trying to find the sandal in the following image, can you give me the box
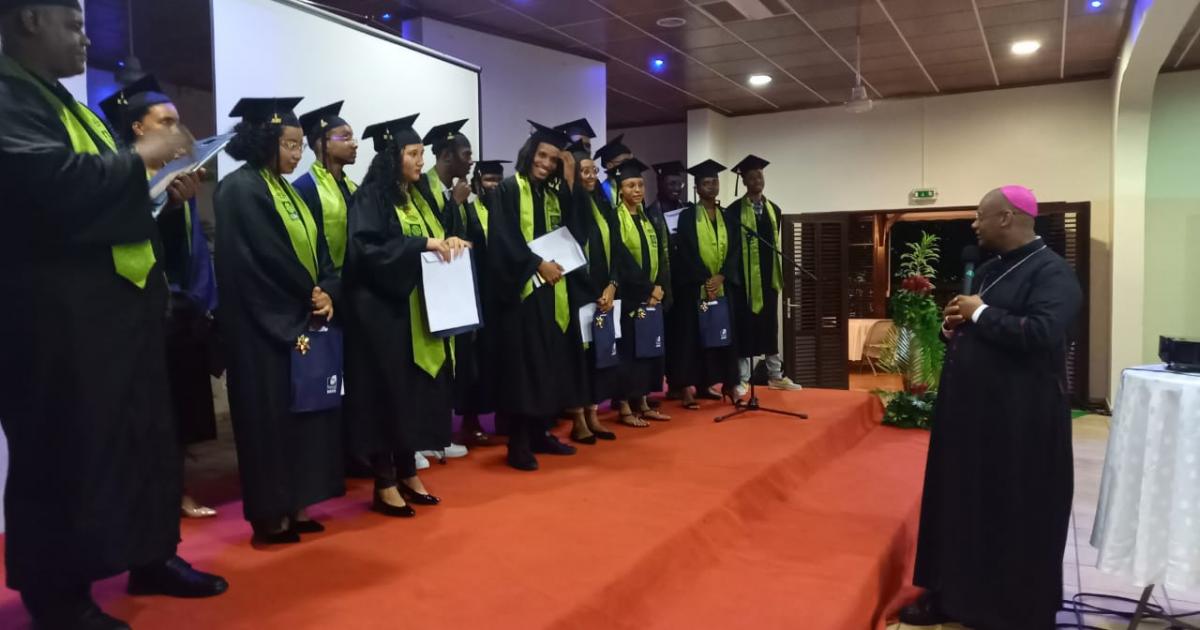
[640,409,672,421]
[620,412,650,428]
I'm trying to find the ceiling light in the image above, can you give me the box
[748,74,772,87]
[1011,40,1041,55]
[650,57,667,72]
[656,16,687,28]
[1089,0,1103,8]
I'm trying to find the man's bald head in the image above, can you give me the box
[973,187,1037,253]
[1,4,89,80]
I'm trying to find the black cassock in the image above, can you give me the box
[484,176,587,420]
[342,182,453,456]
[726,196,783,358]
[213,165,344,525]
[453,197,496,416]
[914,237,1082,630]
[614,205,673,398]
[0,71,179,590]
[667,204,741,390]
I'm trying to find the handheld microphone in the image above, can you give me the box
[961,245,982,295]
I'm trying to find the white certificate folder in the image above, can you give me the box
[528,226,586,288]
[421,249,483,338]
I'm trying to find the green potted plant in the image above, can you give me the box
[878,232,944,429]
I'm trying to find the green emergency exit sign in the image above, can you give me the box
[909,188,938,204]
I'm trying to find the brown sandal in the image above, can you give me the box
[620,412,650,428]
[640,409,672,421]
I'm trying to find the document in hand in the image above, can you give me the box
[421,249,483,338]
[664,208,684,235]
[528,227,587,287]
[578,299,623,344]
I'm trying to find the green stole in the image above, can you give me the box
[0,55,156,288]
[472,198,489,242]
[586,197,611,269]
[309,162,357,271]
[394,197,453,378]
[739,196,783,314]
[260,169,319,282]
[424,167,470,231]
[617,202,659,283]
[516,174,569,332]
[696,203,728,299]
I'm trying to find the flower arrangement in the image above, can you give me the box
[878,232,944,429]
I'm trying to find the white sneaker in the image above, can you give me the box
[768,377,803,391]
[735,382,749,398]
[420,443,469,460]
[414,451,431,470]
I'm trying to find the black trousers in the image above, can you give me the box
[370,450,418,490]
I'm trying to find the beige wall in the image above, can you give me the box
[685,80,1114,400]
[1144,70,1200,359]
[607,122,687,202]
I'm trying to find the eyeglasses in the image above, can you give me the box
[280,140,304,153]
[580,166,600,176]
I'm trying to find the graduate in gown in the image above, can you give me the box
[452,158,510,447]
[564,141,620,444]
[0,4,225,625]
[648,161,689,400]
[292,100,359,274]
[900,186,1082,630]
[99,73,222,520]
[669,160,741,409]
[593,134,632,208]
[608,159,673,427]
[483,121,587,471]
[342,115,467,517]
[727,155,802,394]
[213,97,344,544]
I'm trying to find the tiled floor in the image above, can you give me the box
[887,415,1200,630]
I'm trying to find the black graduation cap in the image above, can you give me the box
[652,161,687,178]
[229,97,303,127]
[361,113,421,152]
[98,74,172,127]
[687,159,726,180]
[593,134,631,165]
[554,118,597,140]
[527,120,571,150]
[0,0,81,10]
[607,157,649,185]
[565,140,591,162]
[423,119,469,155]
[298,101,348,143]
[731,154,770,175]
[474,159,510,177]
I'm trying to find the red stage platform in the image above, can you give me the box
[0,389,929,629]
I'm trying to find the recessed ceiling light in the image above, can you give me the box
[748,74,773,87]
[656,17,687,28]
[1011,40,1041,55]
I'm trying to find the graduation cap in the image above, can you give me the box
[554,118,597,140]
[298,100,349,144]
[687,159,726,180]
[229,97,303,127]
[527,120,571,150]
[565,140,591,162]
[731,154,769,195]
[606,157,649,186]
[593,134,631,165]
[652,161,687,179]
[361,113,421,152]
[0,0,81,10]
[98,74,172,128]
[423,119,469,155]
[474,159,510,177]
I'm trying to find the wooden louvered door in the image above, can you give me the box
[782,214,850,389]
[1035,202,1091,407]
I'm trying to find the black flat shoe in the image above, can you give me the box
[128,556,229,598]
[531,431,577,455]
[571,431,598,445]
[371,494,416,518]
[398,483,441,506]
[251,525,301,546]
[290,519,325,534]
[507,446,539,471]
[592,429,617,440]
[897,592,954,626]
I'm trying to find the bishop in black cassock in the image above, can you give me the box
[901,186,1082,630]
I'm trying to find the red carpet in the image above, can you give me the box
[0,389,929,629]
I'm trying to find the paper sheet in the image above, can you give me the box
[528,226,587,278]
[578,299,622,344]
[421,249,481,335]
[664,208,684,235]
[149,133,235,215]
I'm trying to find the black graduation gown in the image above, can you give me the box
[913,238,1082,630]
[667,203,741,390]
[159,198,218,445]
[484,175,587,419]
[0,69,180,590]
[413,171,464,237]
[727,196,782,358]
[342,183,453,455]
[213,165,345,524]
[452,196,496,415]
[293,169,354,271]
[568,186,627,405]
[614,204,673,398]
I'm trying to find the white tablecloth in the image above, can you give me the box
[1092,365,1200,590]
[848,318,888,361]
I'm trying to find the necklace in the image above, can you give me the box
[979,243,1047,297]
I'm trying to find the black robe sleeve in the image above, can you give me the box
[0,79,153,246]
[649,210,674,311]
[346,185,427,303]
[483,178,541,306]
[972,259,1082,352]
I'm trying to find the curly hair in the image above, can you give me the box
[514,135,562,186]
[225,120,283,169]
[361,141,412,208]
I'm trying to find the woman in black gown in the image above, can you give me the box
[342,115,469,516]
[213,97,344,544]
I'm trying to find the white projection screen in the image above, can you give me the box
[211,0,481,182]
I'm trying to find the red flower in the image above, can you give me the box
[901,275,934,296]
[907,382,929,395]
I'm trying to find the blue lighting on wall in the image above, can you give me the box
[381,12,393,20]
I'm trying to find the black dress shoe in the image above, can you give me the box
[371,494,416,518]
[592,429,617,441]
[128,556,229,598]
[897,592,954,626]
[251,527,301,545]
[290,519,326,534]
[570,431,598,445]
[33,604,130,630]
[507,446,539,471]
[397,483,441,506]
[531,431,577,455]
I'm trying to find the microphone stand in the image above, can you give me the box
[714,210,816,424]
